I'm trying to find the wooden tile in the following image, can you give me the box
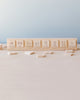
[60,40,67,48]
[16,40,24,48]
[7,40,15,48]
[51,40,59,48]
[25,40,32,47]
[42,40,50,48]
[33,40,41,48]
[68,39,77,49]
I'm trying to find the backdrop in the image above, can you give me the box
[0,0,80,43]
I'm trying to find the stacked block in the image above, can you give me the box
[7,38,77,51]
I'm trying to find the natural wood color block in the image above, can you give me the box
[37,54,46,58]
[25,40,33,47]
[24,51,35,55]
[33,40,41,48]
[8,52,18,55]
[60,40,67,48]
[42,40,50,48]
[68,39,77,49]
[70,54,74,56]
[51,40,59,48]
[16,40,24,48]
[65,50,75,53]
[44,51,54,54]
[7,40,15,49]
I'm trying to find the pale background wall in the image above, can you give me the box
[0,0,80,43]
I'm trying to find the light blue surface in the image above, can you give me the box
[0,0,80,43]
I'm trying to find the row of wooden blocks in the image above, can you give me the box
[7,38,77,51]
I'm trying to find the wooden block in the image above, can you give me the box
[25,40,32,47]
[60,40,67,48]
[33,40,41,48]
[44,51,54,54]
[7,40,15,48]
[42,40,50,48]
[37,54,46,58]
[51,40,59,48]
[68,39,77,49]
[24,51,35,55]
[8,52,18,55]
[65,50,75,53]
[49,51,54,54]
[16,40,24,48]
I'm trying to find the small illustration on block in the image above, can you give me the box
[60,40,67,48]
[25,40,32,47]
[68,40,77,49]
[8,40,15,48]
[51,40,58,48]
[42,40,49,48]
[34,40,41,48]
[16,40,24,48]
